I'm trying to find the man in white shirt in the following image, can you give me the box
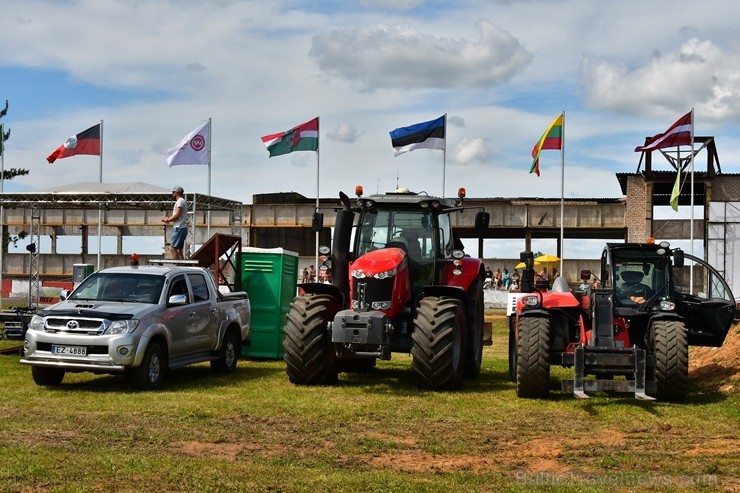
[161,186,188,259]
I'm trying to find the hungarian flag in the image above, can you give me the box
[635,111,693,152]
[47,124,101,164]
[530,114,563,176]
[261,118,319,157]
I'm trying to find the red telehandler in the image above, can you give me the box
[509,241,736,400]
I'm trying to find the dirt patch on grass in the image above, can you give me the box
[690,322,740,394]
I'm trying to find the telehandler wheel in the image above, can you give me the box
[411,296,465,390]
[463,278,484,379]
[507,317,516,382]
[516,316,551,398]
[650,319,688,401]
[283,294,338,385]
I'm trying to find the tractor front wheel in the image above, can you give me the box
[516,316,551,398]
[411,296,465,390]
[650,319,688,401]
[283,294,338,385]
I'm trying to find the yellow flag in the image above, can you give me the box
[670,168,681,211]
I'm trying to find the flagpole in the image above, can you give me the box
[97,119,103,271]
[442,113,447,197]
[689,108,695,293]
[207,117,212,240]
[559,111,565,277]
[315,117,320,278]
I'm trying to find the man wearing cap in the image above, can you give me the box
[161,186,188,259]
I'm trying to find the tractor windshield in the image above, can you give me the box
[356,209,435,264]
[610,249,670,307]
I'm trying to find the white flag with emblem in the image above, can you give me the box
[167,121,210,166]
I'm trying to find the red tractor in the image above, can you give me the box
[284,187,489,390]
[509,241,736,400]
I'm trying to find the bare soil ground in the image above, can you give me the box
[690,321,740,394]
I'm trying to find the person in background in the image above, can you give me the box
[502,268,510,289]
[301,267,309,283]
[484,266,493,289]
[161,186,188,260]
[308,265,316,282]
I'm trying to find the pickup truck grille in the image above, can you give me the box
[44,317,105,333]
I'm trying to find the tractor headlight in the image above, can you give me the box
[352,270,367,279]
[105,319,140,335]
[659,300,675,311]
[522,295,539,307]
[374,267,397,279]
[371,301,391,310]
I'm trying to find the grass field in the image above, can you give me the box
[0,315,738,492]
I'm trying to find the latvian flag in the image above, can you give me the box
[389,115,446,156]
[47,124,101,164]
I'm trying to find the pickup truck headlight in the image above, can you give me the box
[105,320,140,335]
[29,315,45,332]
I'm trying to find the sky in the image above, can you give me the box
[2,0,740,259]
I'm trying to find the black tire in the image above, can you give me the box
[283,294,338,385]
[411,296,465,390]
[650,319,688,401]
[31,366,65,386]
[463,278,484,379]
[516,316,551,398]
[211,329,240,373]
[508,317,516,382]
[129,341,165,390]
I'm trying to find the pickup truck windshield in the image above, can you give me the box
[70,273,166,304]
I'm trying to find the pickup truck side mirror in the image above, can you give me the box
[167,294,188,306]
[59,289,70,301]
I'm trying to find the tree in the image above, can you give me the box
[1,99,30,251]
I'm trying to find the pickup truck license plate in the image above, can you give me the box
[51,345,87,356]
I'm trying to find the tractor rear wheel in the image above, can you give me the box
[516,316,551,398]
[283,294,338,385]
[411,296,465,390]
[650,319,688,401]
[464,278,484,378]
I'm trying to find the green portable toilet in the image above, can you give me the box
[238,247,299,359]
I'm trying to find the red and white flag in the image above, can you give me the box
[634,111,693,152]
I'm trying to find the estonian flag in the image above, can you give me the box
[389,115,445,156]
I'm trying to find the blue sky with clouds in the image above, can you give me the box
[2,0,740,257]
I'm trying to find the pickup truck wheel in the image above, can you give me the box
[284,294,337,385]
[31,366,65,386]
[211,330,239,373]
[129,341,164,390]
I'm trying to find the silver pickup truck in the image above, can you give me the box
[21,265,251,389]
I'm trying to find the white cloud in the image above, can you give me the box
[449,137,491,166]
[309,20,532,91]
[580,38,740,121]
[326,122,362,143]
